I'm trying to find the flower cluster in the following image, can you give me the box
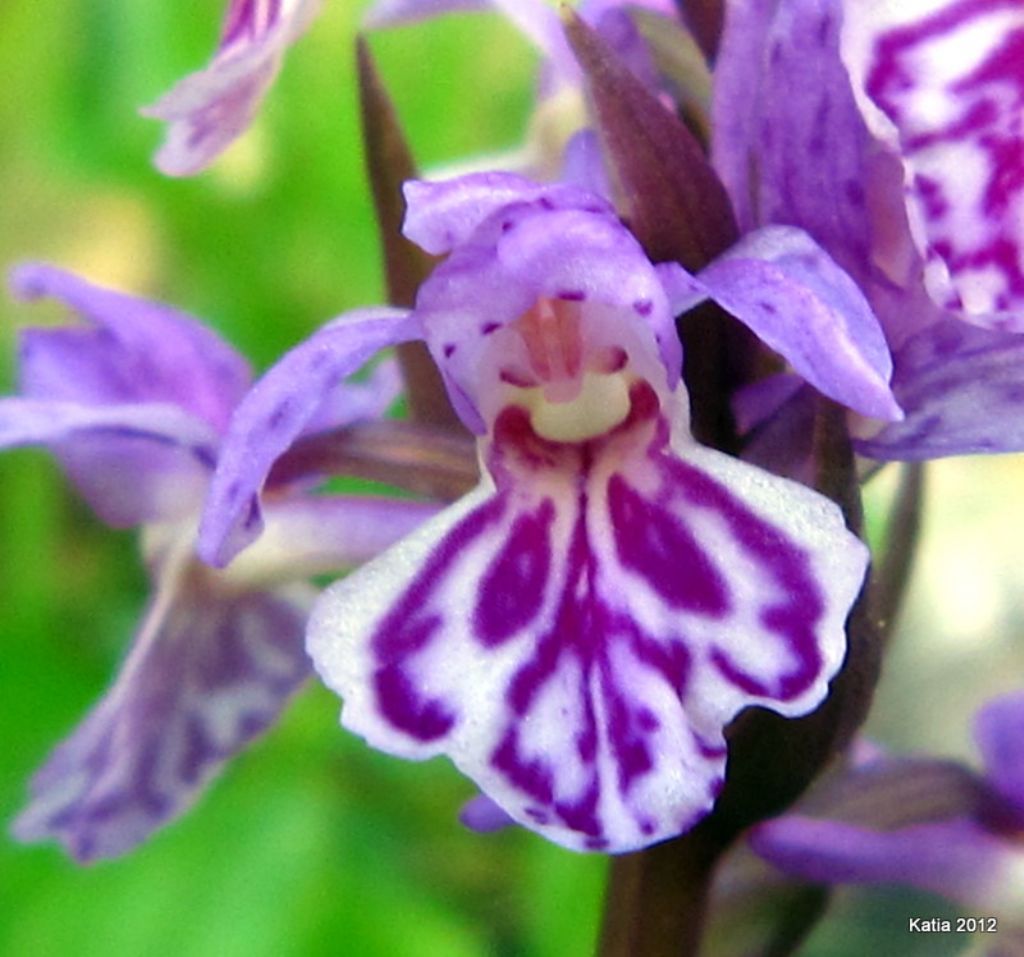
[6,0,1024,950]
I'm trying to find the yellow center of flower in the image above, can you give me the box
[510,297,633,442]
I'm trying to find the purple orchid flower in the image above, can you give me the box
[713,0,1024,463]
[2,264,437,861]
[750,690,1024,917]
[142,0,322,177]
[198,171,885,852]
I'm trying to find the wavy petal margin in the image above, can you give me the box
[309,384,866,851]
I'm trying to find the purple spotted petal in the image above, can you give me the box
[199,307,420,567]
[403,173,612,256]
[11,558,312,862]
[843,0,1024,324]
[0,398,219,526]
[856,320,1024,459]
[309,383,866,852]
[299,357,403,436]
[414,190,682,431]
[141,0,322,176]
[752,816,1024,914]
[975,691,1024,824]
[10,263,252,434]
[663,227,902,420]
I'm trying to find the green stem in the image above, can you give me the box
[871,463,925,644]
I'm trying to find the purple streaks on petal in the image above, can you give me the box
[375,666,455,741]
[663,456,825,701]
[609,474,730,615]
[853,0,1024,322]
[12,584,310,862]
[474,499,554,646]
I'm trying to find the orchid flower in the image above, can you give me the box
[750,690,1024,919]
[1,264,436,861]
[199,171,881,852]
[713,0,1024,464]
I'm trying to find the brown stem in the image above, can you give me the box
[356,37,461,429]
[598,827,719,957]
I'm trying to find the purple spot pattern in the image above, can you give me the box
[12,582,310,862]
[860,0,1024,318]
[359,382,836,851]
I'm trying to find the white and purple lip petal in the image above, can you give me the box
[303,177,868,852]
[309,380,866,852]
[141,0,322,177]
[842,0,1024,325]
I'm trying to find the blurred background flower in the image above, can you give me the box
[1,2,1022,955]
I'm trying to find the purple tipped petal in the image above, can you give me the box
[141,0,322,177]
[199,307,420,567]
[752,816,1024,914]
[11,564,312,862]
[309,383,866,852]
[843,0,1024,325]
[667,227,902,420]
[11,263,251,433]
[0,399,219,526]
[856,320,1024,460]
[974,691,1024,822]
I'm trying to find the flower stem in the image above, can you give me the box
[598,826,721,957]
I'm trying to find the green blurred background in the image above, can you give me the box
[1,3,1020,955]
